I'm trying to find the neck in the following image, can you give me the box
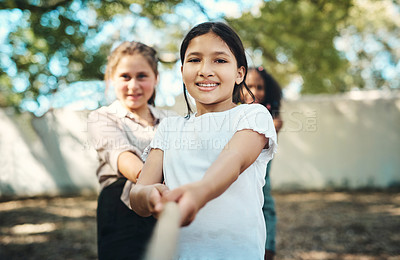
[126,104,154,126]
[195,100,236,116]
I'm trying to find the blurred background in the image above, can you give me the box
[0,0,400,259]
[1,0,399,196]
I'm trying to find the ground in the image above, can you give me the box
[0,191,399,260]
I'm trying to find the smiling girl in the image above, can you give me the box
[88,41,171,260]
[130,22,278,259]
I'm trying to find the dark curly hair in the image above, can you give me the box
[248,66,282,118]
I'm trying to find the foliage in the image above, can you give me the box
[1,0,399,112]
[0,0,185,111]
[335,0,400,90]
[227,0,400,94]
[227,0,352,94]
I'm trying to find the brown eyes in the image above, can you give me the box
[137,73,147,79]
[186,58,227,63]
[121,74,131,80]
[120,74,148,80]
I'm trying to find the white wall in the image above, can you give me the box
[271,90,400,190]
[0,109,99,197]
[1,90,399,197]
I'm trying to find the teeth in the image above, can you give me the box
[198,83,218,87]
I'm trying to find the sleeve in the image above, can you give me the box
[236,104,278,156]
[87,110,142,176]
[141,117,168,161]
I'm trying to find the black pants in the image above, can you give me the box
[97,178,156,260]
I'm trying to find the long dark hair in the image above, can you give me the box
[249,66,282,118]
[180,22,252,116]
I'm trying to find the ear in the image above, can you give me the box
[235,66,245,85]
[181,65,183,74]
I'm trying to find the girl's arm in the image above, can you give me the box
[129,148,167,218]
[88,111,145,184]
[118,152,143,183]
[273,116,283,134]
[164,129,268,226]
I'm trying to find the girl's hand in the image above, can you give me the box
[130,183,169,217]
[162,182,208,226]
[148,183,170,218]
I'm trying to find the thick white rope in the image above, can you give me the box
[144,202,180,260]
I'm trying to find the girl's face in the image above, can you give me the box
[112,54,157,112]
[181,32,244,113]
[244,70,265,104]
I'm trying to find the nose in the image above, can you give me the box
[198,61,214,77]
[127,78,139,90]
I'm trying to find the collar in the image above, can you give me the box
[110,100,161,124]
[109,100,130,119]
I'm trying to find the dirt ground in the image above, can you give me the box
[0,191,399,260]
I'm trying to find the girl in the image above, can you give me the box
[130,22,278,259]
[244,67,283,132]
[244,67,283,260]
[87,41,171,260]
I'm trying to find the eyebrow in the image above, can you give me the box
[186,51,230,57]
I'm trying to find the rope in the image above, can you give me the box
[144,202,180,260]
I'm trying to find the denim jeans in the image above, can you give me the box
[263,161,277,252]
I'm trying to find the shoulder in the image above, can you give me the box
[160,114,185,124]
[234,104,270,117]
[233,104,275,133]
[156,114,187,132]
[88,101,121,122]
[88,107,104,121]
[149,105,178,120]
[242,103,268,112]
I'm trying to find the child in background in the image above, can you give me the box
[130,22,278,260]
[244,67,283,260]
[87,41,170,260]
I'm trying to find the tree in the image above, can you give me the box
[0,0,185,112]
[334,0,400,90]
[227,0,399,94]
[227,0,352,94]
